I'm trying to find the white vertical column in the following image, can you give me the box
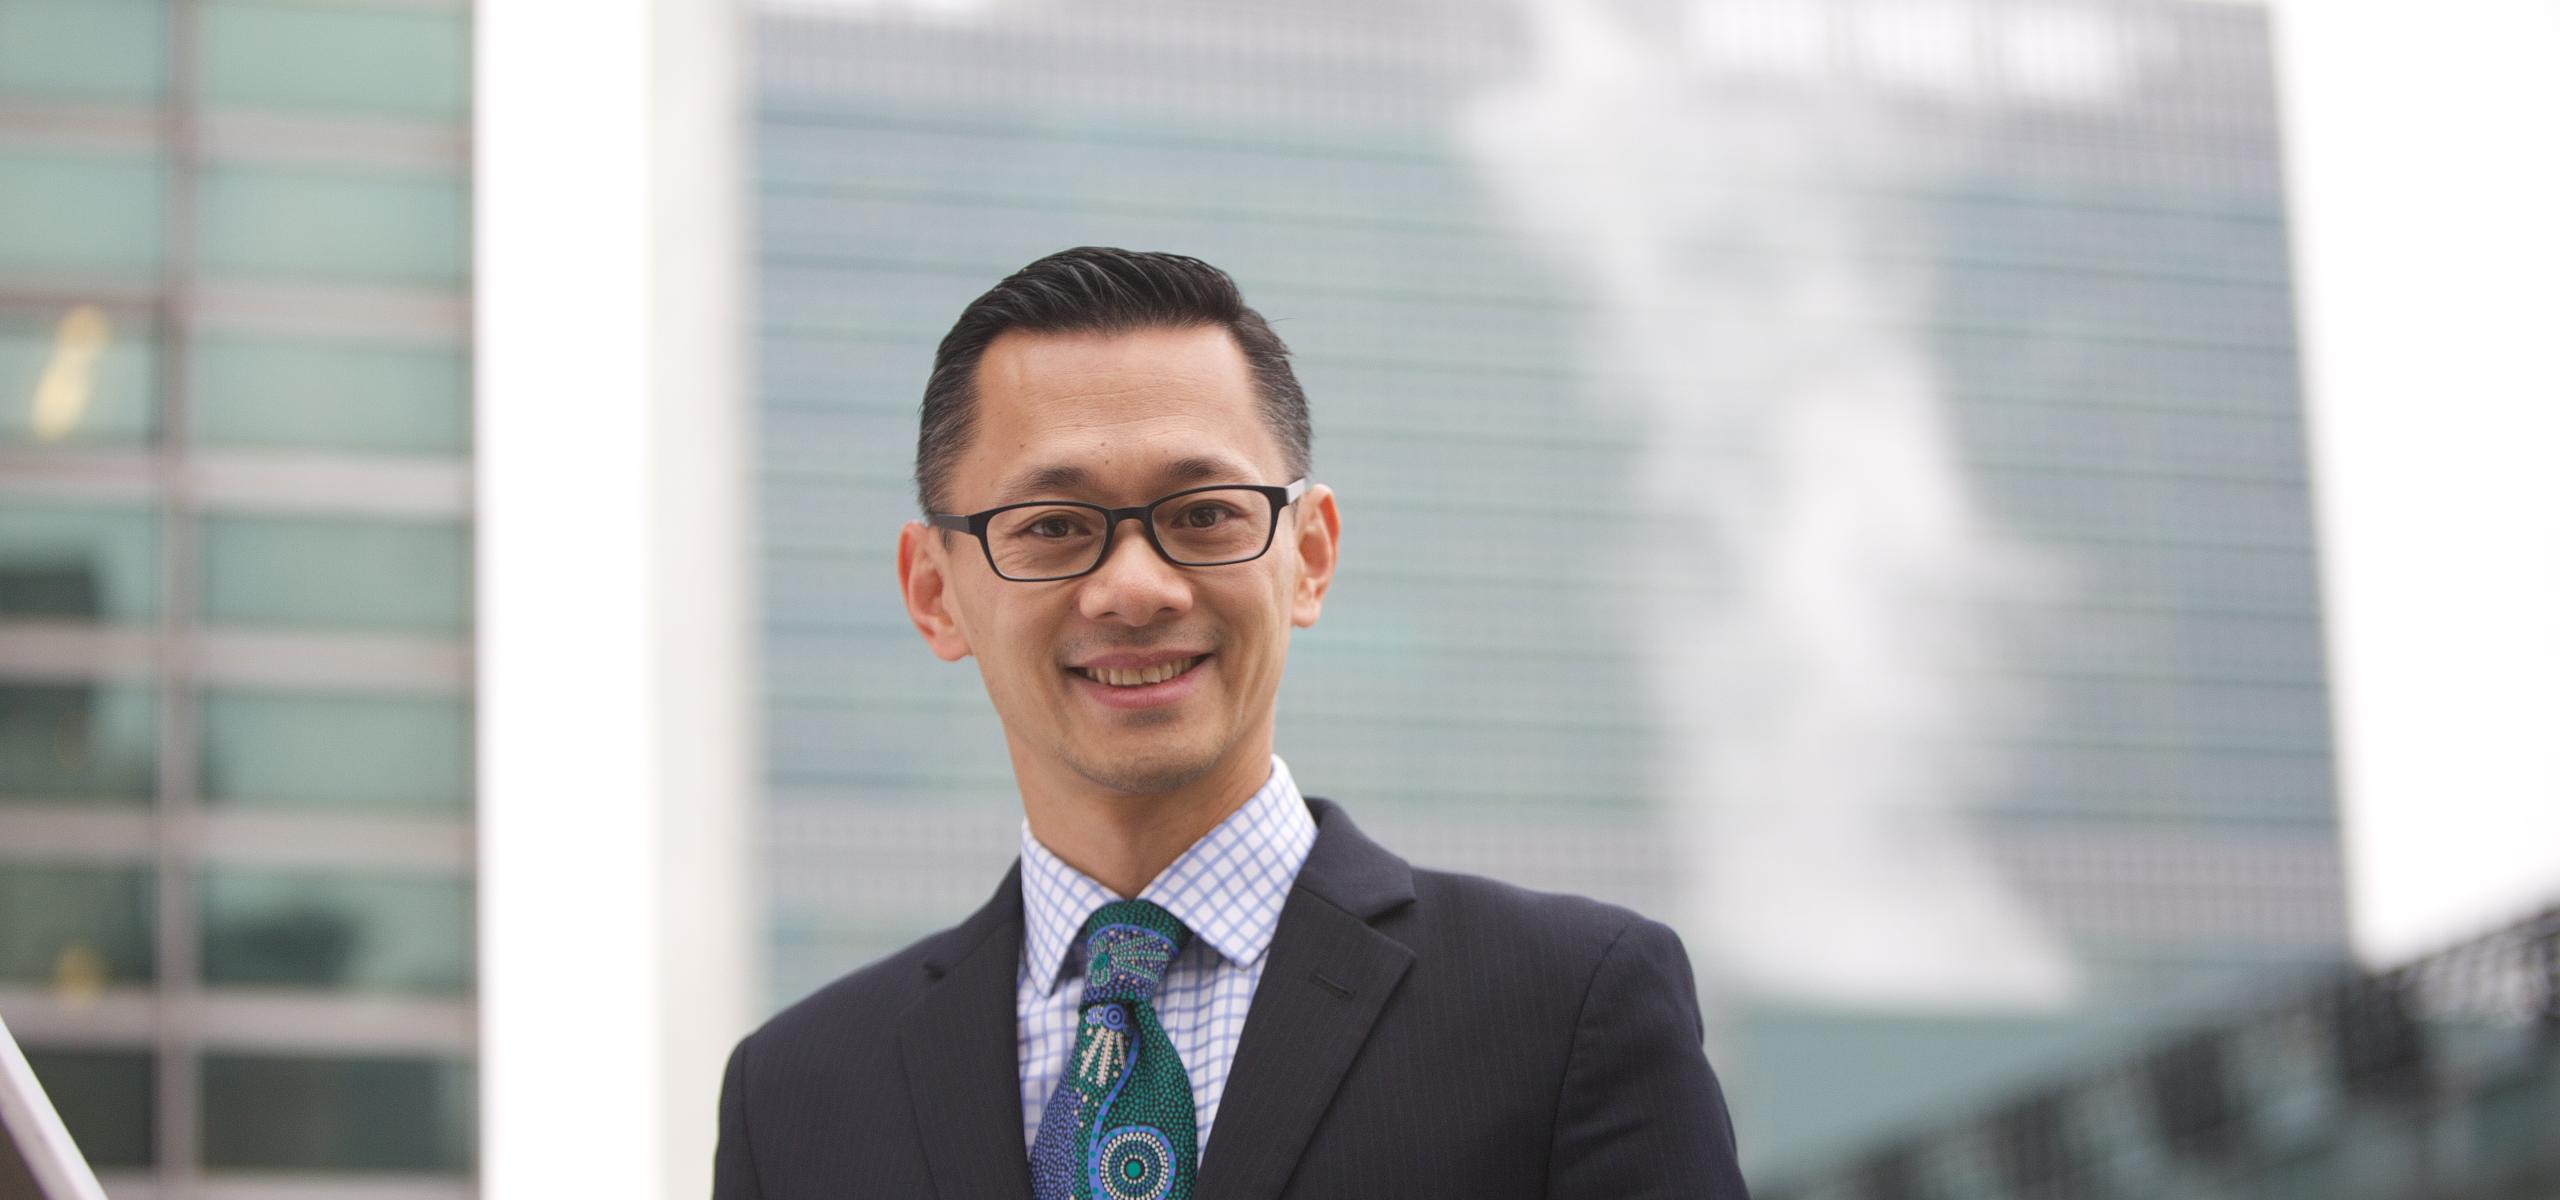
[2276,0,2560,964]
[476,2,757,1197]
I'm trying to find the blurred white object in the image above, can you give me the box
[476,1,757,1199]
[0,1010,110,1200]
[1469,0,2081,1010]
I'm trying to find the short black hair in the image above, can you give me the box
[914,246,1312,514]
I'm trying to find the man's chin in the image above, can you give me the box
[1063,739,1227,798]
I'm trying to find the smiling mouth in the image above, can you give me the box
[1070,655,1208,688]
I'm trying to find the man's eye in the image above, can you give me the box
[1176,503,1239,529]
[1026,516,1086,539]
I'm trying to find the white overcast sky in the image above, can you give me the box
[2275,0,2560,963]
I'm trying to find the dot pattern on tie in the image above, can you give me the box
[1029,899,1199,1200]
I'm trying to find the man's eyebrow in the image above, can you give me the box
[990,456,1253,505]
[996,463,1091,503]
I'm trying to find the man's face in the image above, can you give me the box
[897,324,1340,799]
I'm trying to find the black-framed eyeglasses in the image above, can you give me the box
[928,478,1310,582]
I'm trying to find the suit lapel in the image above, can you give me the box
[899,862,1036,1200]
[1194,797,1419,1200]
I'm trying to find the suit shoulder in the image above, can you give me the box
[1410,862,1654,933]
[1402,863,1674,969]
[734,924,953,1062]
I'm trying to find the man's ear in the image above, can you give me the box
[898,521,973,662]
[1288,485,1341,629]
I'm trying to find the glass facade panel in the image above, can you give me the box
[19,1049,155,1169]
[197,512,469,633]
[0,150,164,276]
[201,866,471,994]
[195,164,467,286]
[0,680,156,806]
[0,863,153,988]
[190,333,466,454]
[200,1054,473,1172]
[0,0,168,104]
[0,305,158,449]
[201,0,467,119]
[0,499,158,624]
[0,0,476,1184]
[198,687,469,814]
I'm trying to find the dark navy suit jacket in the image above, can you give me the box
[713,795,1752,1198]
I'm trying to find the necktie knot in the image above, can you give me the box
[1078,898,1190,1004]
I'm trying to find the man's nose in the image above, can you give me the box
[1076,518,1191,624]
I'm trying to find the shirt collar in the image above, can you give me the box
[1019,754,1317,998]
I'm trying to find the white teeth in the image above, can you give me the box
[1080,656,1202,688]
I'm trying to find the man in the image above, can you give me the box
[714,247,1750,1199]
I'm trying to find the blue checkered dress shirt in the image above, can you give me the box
[1016,754,1317,1156]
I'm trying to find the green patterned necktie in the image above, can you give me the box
[1028,898,1198,1200]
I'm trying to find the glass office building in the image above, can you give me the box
[0,1,476,1195]
[751,0,2344,1178]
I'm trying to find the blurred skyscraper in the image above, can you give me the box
[0,1,476,1195]
[748,0,2342,1177]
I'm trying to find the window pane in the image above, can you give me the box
[199,687,469,814]
[0,681,156,806]
[0,863,154,988]
[202,867,470,994]
[0,1,168,104]
[0,149,164,277]
[190,334,465,455]
[201,1054,472,1172]
[195,164,466,286]
[19,1049,154,1169]
[197,513,469,634]
[0,305,158,449]
[200,0,465,119]
[0,499,158,624]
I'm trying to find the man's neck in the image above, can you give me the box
[1017,746,1272,899]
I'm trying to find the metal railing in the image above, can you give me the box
[1763,904,2560,1200]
